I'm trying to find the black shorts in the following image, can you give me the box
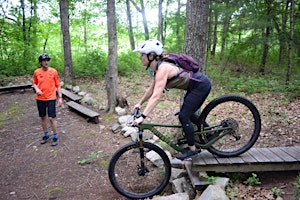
[36,100,56,118]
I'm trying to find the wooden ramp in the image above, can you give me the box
[171,146,300,172]
[171,146,300,189]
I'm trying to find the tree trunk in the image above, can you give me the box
[259,0,271,75]
[126,0,135,50]
[130,0,149,40]
[286,0,294,83]
[220,0,230,61]
[184,0,209,71]
[157,0,163,41]
[175,0,183,50]
[59,0,73,85]
[106,0,118,113]
[211,7,218,58]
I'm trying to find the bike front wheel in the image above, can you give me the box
[108,142,171,199]
[198,95,261,157]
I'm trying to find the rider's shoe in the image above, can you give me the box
[175,148,201,160]
[51,138,59,146]
[40,136,49,144]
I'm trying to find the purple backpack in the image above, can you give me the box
[160,54,201,81]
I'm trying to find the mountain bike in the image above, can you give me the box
[108,94,261,199]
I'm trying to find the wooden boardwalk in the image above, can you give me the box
[171,146,300,188]
[171,146,300,172]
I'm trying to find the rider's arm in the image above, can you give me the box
[141,66,169,117]
[137,79,155,106]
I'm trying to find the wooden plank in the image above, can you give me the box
[192,154,207,165]
[269,147,297,162]
[192,162,300,173]
[0,84,32,92]
[215,157,232,164]
[256,148,283,162]
[198,150,219,165]
[66,101,100,123]
[61,88,82,102]
[247,148,271,162]
[228,156,245,164]
[240,151,257,163]
[184,161,205,189]
[280,146,300,160]
[66,101,99,117]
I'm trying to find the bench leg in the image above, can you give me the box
[93,117,99,124]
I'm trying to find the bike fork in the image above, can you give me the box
[136,130,148,176]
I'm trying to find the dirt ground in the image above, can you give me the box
[0,76,299,200]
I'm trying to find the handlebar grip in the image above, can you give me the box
[133,108,140,118]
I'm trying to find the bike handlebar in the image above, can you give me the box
[133,108,140,119]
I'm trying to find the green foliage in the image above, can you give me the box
[48,187,63,194]
[118,51,143,76]
[228,172,245,183]
[207,63,300,100]
[0,104,23,126]
[226,186,239,199]
[204,175,219,185]
[73,50,107,78]
[243,173,261,186]
[77,151,100,165]
[294,172,300,197]
[271,187,282,197]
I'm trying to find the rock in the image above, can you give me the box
[72,86,80,93]
[115,107,127,116]
[152,192,189,200]
[78,91,86,96]
[118,115,132,125]
[197,185,229,200]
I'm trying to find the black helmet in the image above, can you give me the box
[38,53,51,62]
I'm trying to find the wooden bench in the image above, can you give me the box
[61,88,82,102]
[66,101,100,124]
[0,84,32,92]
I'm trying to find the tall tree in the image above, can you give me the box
[157,0,163,41]
[259,0,272,75]
[286,0,294,83]
[184,0,209,71]
[220,0,230,60]
[126,0,135,50]
[130,0,149,40]
[106,0,118,113]
[59,0,73,85]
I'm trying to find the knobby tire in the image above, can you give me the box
[108,142,171,199]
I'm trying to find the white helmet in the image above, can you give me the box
[133,39,164,55]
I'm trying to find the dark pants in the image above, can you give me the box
[178,72,211,146]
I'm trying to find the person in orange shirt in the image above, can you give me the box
[32,53,63,146]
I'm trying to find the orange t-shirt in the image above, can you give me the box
[33,67,61,100]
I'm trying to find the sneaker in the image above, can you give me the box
[40,136,49,144]
[51,138,59,146]
[175,148,201,160]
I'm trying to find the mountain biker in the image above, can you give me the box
[32,53,63,146]
[132,39,212,160]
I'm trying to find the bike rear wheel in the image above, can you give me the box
[108,142,171,199]
[198,95,261,157]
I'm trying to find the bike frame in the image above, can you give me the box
[137,121,233,152]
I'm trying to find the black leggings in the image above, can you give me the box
[178,72,211,146]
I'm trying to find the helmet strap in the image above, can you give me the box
[146,54,155,70]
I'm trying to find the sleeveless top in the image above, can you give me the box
[157,61,190,90]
